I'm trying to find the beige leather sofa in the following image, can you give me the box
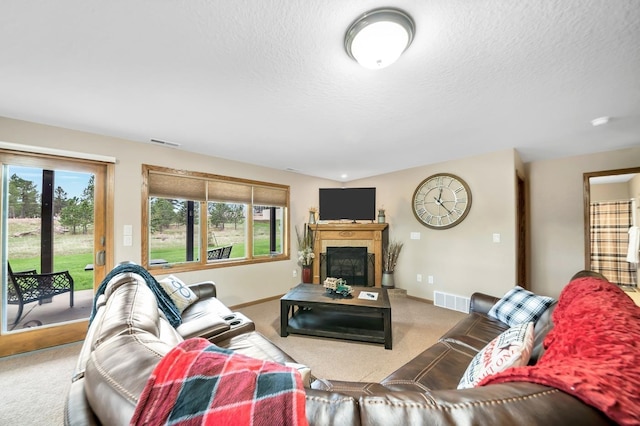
[65,270,614,425]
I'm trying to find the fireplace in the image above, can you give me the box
[322,246,374,287]
[310,223,388,286]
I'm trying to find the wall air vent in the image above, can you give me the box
[433,291,470,313]
[150,139,181,148]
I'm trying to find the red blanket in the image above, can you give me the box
[131,338,308,426]
[480,276,640,425]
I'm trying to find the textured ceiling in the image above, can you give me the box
[1,0,639,181]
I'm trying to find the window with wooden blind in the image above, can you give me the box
[142,164,289,271]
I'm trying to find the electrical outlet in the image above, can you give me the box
[417,274,422,282]
[428,275,434,284]
[292,270,297,277]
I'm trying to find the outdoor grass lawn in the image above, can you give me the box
[150,236,280,263]
[149,221,281,262]
[8,220,281,291]
[9,254,94,290]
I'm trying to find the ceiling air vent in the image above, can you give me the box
[149,139,180,148]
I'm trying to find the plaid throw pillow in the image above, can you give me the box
[488,286,555,327]
[458,322,534,389]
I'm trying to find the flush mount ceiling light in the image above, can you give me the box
[345,8,415,70]
[590,116,611,126]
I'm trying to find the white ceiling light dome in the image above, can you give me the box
[345,8,415,70]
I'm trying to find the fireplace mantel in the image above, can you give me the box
[310,223,388,287]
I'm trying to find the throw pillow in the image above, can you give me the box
[488,286,555,327]
[158,275,198,313]
[458,321,534,389]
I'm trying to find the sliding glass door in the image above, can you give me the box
[0,150,112,356]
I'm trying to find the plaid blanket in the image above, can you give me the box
[131,338,308,426]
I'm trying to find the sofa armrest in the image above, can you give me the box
[189,281,217,298]
[469,292,500,315]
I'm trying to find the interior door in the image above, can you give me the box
[516,173,528,288]
[0,150,113,356]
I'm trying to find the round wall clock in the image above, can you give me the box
[412,173,472,229]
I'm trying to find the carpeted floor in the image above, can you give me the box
[237,295,466,382]
[0,294,464,424]
[0,341,82,425]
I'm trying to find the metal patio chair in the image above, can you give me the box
[7,262,74,325]
[207,245,233,260]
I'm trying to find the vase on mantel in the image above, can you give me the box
[302,265,312,283]
[381,271,395,289]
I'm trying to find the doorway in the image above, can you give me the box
[584,168,640,294]
[1,150,113,356]
[516,173,527,289]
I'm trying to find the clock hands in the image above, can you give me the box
[433,195,454,215]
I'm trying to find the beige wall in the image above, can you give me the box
[527,147,640,298]
[2,116,639,304]
[0,117,334,307]
[350,149,519,300]
[590,182,630,202]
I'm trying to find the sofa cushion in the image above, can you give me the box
[457,321,534,389]
[158,275,198,313]
[216,331,299,366]
[529,301,556,364]
[488,286,555,327]
[381,341,478,392]
[182,295,233,319]
[439,312,509,352]
[93,276,168,348]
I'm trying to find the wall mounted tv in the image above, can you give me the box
[319,187,376,221]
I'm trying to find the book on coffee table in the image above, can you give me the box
[358,291,378,301]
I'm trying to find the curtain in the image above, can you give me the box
[590,200,636,287]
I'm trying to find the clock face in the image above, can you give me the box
[412,173,472,229]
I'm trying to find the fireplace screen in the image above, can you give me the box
[322,247,374,286]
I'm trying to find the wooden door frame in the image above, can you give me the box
[516,173,528,288]
[0,151,113,357]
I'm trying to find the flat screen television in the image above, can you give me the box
[319,187,376,221]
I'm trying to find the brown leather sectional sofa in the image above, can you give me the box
[65,271,612,425]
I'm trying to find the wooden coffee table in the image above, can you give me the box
[280,283,392,349]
